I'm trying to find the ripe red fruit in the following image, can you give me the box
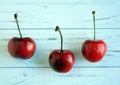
[8,13,36,59]
[49,50,74,73]
[49,26,75,73]
[82,11,107,62]
[8,37,36,59]
[82,40,107,62]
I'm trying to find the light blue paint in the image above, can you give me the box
[0,0,120,28]
[0,0,120,85]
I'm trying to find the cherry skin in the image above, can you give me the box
[8,13,36,59]
[49,26,75,73]
[82,40,106,62]
[8,37,36,59]
[49,50,74,73]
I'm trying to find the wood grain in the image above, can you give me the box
[1,28,119,85]
[0,29,119,67]
[0,0,120,85]
[0,0,120,29]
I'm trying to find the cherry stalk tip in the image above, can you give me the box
[14,13,17,19]
[55,26,60,31]
[92,11,96,15]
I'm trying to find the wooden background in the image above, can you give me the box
[0,0,120,85]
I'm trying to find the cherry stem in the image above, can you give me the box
[92,11,96,41]
[14,13,23,38]
[55,26,63,52]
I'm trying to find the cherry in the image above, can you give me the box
[49,26,75,73]
[8,13,36,59]
[82,11,107,62]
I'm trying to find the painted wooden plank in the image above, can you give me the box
[0,0,120,29]
[0,0,120,85]
[0,68,119,85]
[0,29,119,67]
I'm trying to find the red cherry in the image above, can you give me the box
[82,40,106,62]
[82,11,107,62]
[49,50,74,73]
[8,37,36,59]
[8,13,36,59]
[49,26,75,73]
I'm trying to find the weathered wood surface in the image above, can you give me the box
[0,29,120,85]
[0,0,120,85]
[0,0,120,28]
